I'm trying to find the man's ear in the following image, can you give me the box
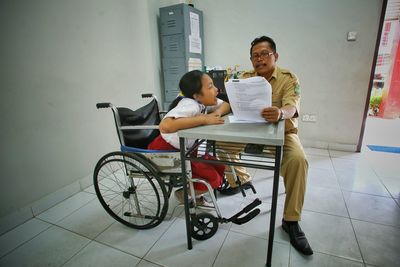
[274,52,279,62]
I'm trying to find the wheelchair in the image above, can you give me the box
[94,94,262,240]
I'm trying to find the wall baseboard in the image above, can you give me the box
[0,174,94,236]
[302,139,357,152]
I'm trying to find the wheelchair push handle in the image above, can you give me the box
[141,93,153,98]
[96,102,111,109]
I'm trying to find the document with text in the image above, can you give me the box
[225,76,272,122]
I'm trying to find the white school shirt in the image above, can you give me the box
[161,97,223,149]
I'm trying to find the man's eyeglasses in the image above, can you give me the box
[251,51,274,60]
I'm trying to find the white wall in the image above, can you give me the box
[194,0,383,149]
[0,0,160,220]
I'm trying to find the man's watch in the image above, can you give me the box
[279,109,285,121]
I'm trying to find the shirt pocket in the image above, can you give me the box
[272,95,282,107]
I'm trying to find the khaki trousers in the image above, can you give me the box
[281,133,308,221]
[216,133,308,221]
[215,142,251,187]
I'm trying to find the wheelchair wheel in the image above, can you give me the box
[93,151,168,229]
[191,213,219,240]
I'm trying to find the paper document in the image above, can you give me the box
[225,76,272,122]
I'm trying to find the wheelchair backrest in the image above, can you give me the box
[116,98,161,149]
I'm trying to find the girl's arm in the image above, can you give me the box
[209,102,231,116]
[159,114,224,133]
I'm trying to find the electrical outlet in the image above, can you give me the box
[302,114,317,122]
[309,114,317,122]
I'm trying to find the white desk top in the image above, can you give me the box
[178,118,285,146]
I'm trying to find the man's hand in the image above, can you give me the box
[261,106,281,122]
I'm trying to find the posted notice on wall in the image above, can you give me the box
[188,58,202,71]
[189,35,202,54]
[225,76,272,122]
[189,12,201,54]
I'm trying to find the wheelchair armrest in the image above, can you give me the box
[120,125,159,130]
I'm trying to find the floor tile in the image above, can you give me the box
[299,211,362,261]
[230,202,288,244]
[251,174,286,205]
[136,259,164,267]
[252,168,275,181]
[367,153,400,178]
[56,198,115,239]
[63,240,141,267]
[96,219,174,258]
[0,225,90,267]
[329,150,362,159]
[306,155,334,171]
[36,191,96,223]
[331,157,373,173]
[303,187,348,217]
[379,176,400,200]
[353,219,400,267]
[343,191,400,227]
[0,218,51,258]
[144,218,226,267]
[289,250,364,267]
[214,231,290,267]
[304,147,330,157]
[335,168,391,197]
[307,168,340,190]
[83,184,96,194]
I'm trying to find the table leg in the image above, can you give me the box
[179,137,192,249]
[266,146,282,266]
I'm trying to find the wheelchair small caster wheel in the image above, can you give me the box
[191,213,218,240]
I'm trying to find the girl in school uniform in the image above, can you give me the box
[148,70,231,206]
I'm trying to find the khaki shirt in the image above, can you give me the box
[241,66,300,134]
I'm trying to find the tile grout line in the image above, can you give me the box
[330,153,367,266]
[0,218,52,261]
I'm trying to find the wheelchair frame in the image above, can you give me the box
[94,94,261,240]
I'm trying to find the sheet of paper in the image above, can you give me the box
[225,76,272,122]
[190,12,200,37]
[188,58,202,71]
[228,115,265,123]
[189,35,202,54]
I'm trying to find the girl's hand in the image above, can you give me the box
[203,114,224,125]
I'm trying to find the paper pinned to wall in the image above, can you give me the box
[189,12,201,54]
[190,12,200,37]
[188,58,202,71]
[189,35,202,54]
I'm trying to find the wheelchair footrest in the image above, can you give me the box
[222,198,262,225]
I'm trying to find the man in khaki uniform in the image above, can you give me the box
[242,36,312,255]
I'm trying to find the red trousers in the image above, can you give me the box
[148,135,224,191]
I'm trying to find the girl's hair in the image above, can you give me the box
[168,70,204,110]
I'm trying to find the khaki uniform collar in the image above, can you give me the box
[255,66,278,82]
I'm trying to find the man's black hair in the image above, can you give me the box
[250,36,276,56]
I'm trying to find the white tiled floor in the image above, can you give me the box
[1,117,399,267]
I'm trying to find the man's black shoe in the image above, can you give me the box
[282,220,313,255]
